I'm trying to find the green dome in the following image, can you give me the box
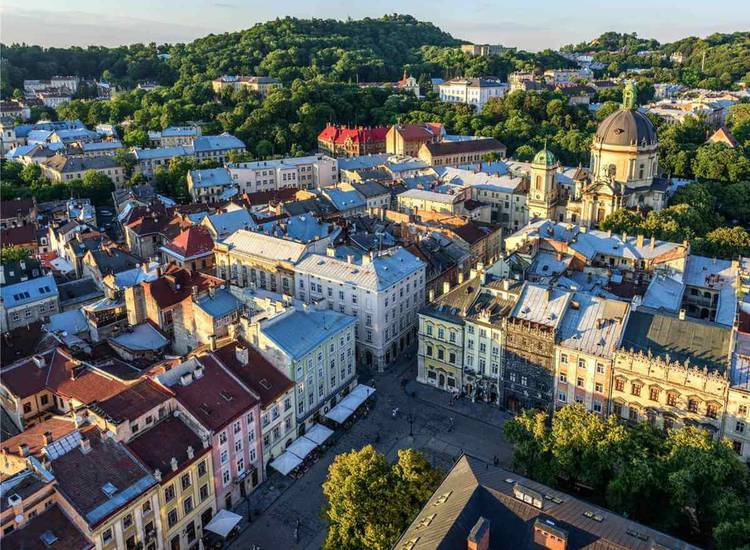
[533,147,556,167]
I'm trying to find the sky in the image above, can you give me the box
[2,0,749,51]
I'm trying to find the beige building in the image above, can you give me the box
[417,138,506,167]
[211,75,282,97]
[385,123,442,156]
[554,293,629,415]
[612,310,731,435]
[40,154,126,188]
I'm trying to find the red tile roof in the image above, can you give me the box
[0,348,56,398]
[1,416,77,458]
[0,224,38,246]
[91,379,172,425]
[170,357,257,433]
[162,225,214,260]
[127,415,209,482]
[143,265,223,309]
[239,188,298,207]
[0,198,34,220]
[210,341,294,407]
[2,504,93,550]
[125,204,190,238]
[45,350,128,405]
[318,125,389,145]
[393,122,443,142]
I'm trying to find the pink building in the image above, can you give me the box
[159,356,263,511]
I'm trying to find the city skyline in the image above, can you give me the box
[2,0,749,50]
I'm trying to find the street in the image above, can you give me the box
[228,352,516,550]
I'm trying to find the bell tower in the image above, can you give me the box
[527,145,559,221]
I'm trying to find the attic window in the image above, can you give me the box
[504,478,515,484]
[583,511,605,522]
[433,491,453,505]
[40,531,59,547]
[401,537,420,550]
[416,513,436,529]
[220,391,233,402]
[102,482,118,497]
[626,529,649,541]
[260,379,272,390]
[544,493,563,505]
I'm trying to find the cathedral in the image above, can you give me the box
[526,82,669,228]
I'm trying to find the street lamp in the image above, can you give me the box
[407,412,415,437]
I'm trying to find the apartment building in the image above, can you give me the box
[385,123,443,156]
[133,146,194,181]
[253,304,356,435]
[0,274,59,332]
[192,134,246,164]
[211,75,282,97]
[554,293,629,414]
[226,154,338,194]
[418,138,507,167]
[294,247,426,370]
[40,155,126,187]
[317,124,388,157]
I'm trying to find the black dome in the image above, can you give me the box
[594,109,657,147]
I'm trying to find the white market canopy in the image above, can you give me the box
[269,452,303,476]
[325,402,355,424]
[286,435,317,460]
[304,423,334,445]
[324,384,376,424]
[204,509,243,538]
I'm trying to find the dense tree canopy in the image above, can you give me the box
[322,445,441,550]
[504,405,750,548]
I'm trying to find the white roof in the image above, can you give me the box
[285,435,317,460]
[221,229,307,263]
[204,510,243,538]
[269,451,303,476]
[684,255,738,326]
[558,293,628,358]
[435,166,523,193]
[295,248,423,291]
[303,423,334,445]
[511,283,571,328]
[642,273,685,313]
[398,188,459,204]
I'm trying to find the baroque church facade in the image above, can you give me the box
[527,82,669,228]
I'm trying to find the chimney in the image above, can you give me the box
[191,285,199,300]
[502,279,511,291]
[467,517,491,550]
[545,286,552,301]
[43,431,54,445]
[678,308,686,320]
[428,288,435,302]
[443,281,451,295]
[347,254,355,264]
[154,469,162,482]
[362,252,373,265]
[649,235,656,250]
[18,443,29,457]
[326,246,336,257]
[458,271,464,284]
[622,231,628,242]
[170,457,178,472]
[470,268,477,280]
[80,438,91,454]
[235,345,249,365]
[209,334,217,352]
[187,446,194,460]
[32,355,46,368]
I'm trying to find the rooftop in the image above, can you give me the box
[220,229,308,263]
[295,247,424,291]
[423,137,506,156]
[189,167,233,189]
[162,225,214,261]
[621,310,731,373]
[109,323,170,353]
[0,274,57,309]
[1,416,77,459]
[1,504,93,550]
[558,293,628,358]
[90,378,172,425]
[511,283,571,329]
[194,289,241,319]
[262,308,356,360]
[395,454,698,550]
[192,133,245,153]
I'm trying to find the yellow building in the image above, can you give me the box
[612,310,731,434]
[128,415,216,550]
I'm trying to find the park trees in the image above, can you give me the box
[322,445,441,550]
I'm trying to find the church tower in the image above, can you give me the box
[527,145,559,221]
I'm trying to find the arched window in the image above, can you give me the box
[535,175,541,190]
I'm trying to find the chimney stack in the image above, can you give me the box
[43,431,54,445]
[458,271,464,284]
[443,281,451,295]
[467,517,491,550]
[235,345,249,365]
[18,443,29,457]
[80,438,91,455]
[170,457,178,472]
[428,288,435,302]
[187,446,194,460]
[636,234,644,248]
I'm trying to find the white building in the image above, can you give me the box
[227,154,338,193]
[294,247,426,370]
[438,77,507,112]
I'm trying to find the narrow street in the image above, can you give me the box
[228,352,516,550]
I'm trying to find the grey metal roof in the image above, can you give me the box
[558,293,628,359]
[594,108,657,147]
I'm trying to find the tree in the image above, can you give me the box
[693,226,750,259]
[0,245,31,264]
[322,445,440,550]
[123,128,149,148]
[599,209,645,236]
[20,163,43,185]
[693,142,750,183]
[114,150,137,178]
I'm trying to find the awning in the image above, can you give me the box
[204,509,243,538]
[325,402,355,424]
[349,384,376,402]
[286,435,317,460]
[304,423,334,445]
[269,452,303,476]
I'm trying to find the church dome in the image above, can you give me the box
[532,147,556,167]
[594,108,657,147]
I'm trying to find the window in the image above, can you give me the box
[233,421,241,434]
[222,469,231,486]
[560,353,568,364]
[520,376,528,386]
[449,352,456,364]
[733,440,743,455]
[220,449,228,464]
[184,495,194,515]
[197,460,207,478]
[593,401,602,413]
[576,377,584,388]
[628,408,639,422]
[667,393,678,407]
[596,363,605,374]
[594,382,603,393]
[437,349,444,360]
[235,439,243,453]
[23,402,32,414]
[577,359,586,369]
[649,387,660,401]
[165,485,175,503]
[613,402,623,418]
[631,383,641,397]
[200,484,209,502]
[122,514,133,530]
[181,473,191,490]
[237,457,245,473]
[142,500,152,515]
[102,529,113,545]
[736,421,746,434]
[558,373,568,383]
[706,403,718,419]
[167,509,178,528]
[219,431,227,445]
[688,399,699,413]
[558,392,567,402]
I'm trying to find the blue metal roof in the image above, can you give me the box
[195,289,241,318]
[192,133,245,153]
[1,275,58,308]
[323,188,366,211]
[205,208,256,236]
[44,309,88,334]
[161,126,199,138]
[189,167,232,189]
[262,309,356,360]
[133,145,193,160]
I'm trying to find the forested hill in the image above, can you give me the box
[0,14,461,95]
